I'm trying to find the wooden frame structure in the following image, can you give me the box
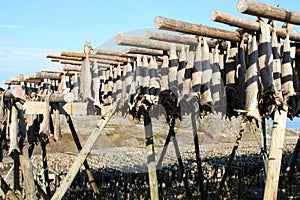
[0,0,300,199]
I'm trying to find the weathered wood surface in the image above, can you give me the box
[146,31,229,49]
[46,54,83,61]
[154,16,241,42]
[264,109,287,200]
[95,49,136,58]
[62,65,81,72]
[50,104,116,200]
[61,52,86,58]
[60,60,82,65]
[211,11,300,41]
[41,69,65,74]
[65,114,101,199]
[124,47,164,56]
[116,34,183,51]
[16,102,38,200]
[89,54,129,62]
[33,72,61,80]
[237,0,300,25]
[95,59,120,65]
[23,102,90,115]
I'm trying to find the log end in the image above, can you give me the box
[115,34,123,45]
[154,16,164,29]
[236,0,250,13]
[210,10,220,21]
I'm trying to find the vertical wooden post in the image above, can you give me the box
[143,110,159,200]
[50,104,116,200]
[263,109,287,200]
[0,174,19,200]
[65,114,101,199]
[16,102,38,200]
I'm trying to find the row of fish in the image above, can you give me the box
[97,19,299,123]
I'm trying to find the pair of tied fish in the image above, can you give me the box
[240,19,296,121]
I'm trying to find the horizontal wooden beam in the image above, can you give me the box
[61,52,86,58]
[46,54,83,61]
[41,69,65,74]
[33,72,61,80]
[211,11,300,41]
[60,60,82,65]
[95,49,136,58]
[124,47,164,56]
[89,54,129,62]
[62,65,81,72]
[154,16,241,42]
[96,60,120,65]
[237,0,300,25]
[116,34,184,51]
[146,31,228,48]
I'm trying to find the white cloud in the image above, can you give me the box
[0,24,22,29]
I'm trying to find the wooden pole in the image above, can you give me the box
[210,11,300,41]
[60,60,82,65]
[146,31,227,48]
[95,49,136,58]
[48,93,74,103]
[124,47,163,56]
[65,114,101,199]
[89,54,129,62]
[143,110,159,200]
[0,174,19,200]
[116,34,183,51]
[62,65,81,72]
[61,52,86,58]
[237,0,300,25]
[16,102,38,200]
[154,16,241,42]
[46,55,83,61]
[50,104,116,200]
[96,59,120,65]
[34,72,61,80]
[263,108,287,200]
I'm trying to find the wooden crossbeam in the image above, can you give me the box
[237,0,300,25]
[124,47,164,56]
[154,16,241,42]
[116,34,184,51]
[211,11,300,41]
[50,104,116,200]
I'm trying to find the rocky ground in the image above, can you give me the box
[0,114,299,199]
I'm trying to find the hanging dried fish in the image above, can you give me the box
[199,38,212,115]
[115,63,122,103]
[271,23,283,101]
[178,45,187,95]
[99,69,105,105]
[182,51,194,97]
[107,65,114,104]
[149,57,159,104]
[142,55,150,95]
[123,61,134,115]
[136,55,143,94]
[258,19,276,116]
[245,34,261,121]
[236,38,246,110]
[211,44,224,114]
[169,43,179,95]
[161,55,169,92]
[192,42,202,97]
[8,103,20,155]
[281,33,297,103]
[225,42,238,85]
[225,41,239,118]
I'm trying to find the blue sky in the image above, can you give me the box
[1,0,300,128]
